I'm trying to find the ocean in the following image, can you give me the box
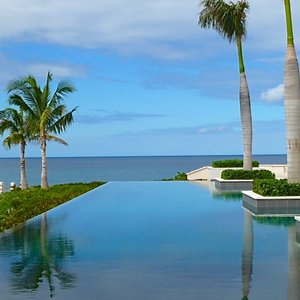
[0,154,287,189]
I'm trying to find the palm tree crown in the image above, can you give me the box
[0,108,28,148]
[7,72,76,139]
[199,0,248,41]
[199,0,249,72]
[0,108,32,189]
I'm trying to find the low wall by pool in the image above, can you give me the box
[214,178,253,191]
[243,191,300,215]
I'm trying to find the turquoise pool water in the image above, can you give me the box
[0,181,297,299]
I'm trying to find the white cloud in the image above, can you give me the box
[260,84,284,102]
[0,0,298,59]
[0,54,86,88]
[26,63,85,78]
[0,0,201,60]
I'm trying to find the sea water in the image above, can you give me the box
[0,154,286,187]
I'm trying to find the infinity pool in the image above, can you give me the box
[0,181,298,299]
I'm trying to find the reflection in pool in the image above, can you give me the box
[0,213,76,298]
[0,181,298,299]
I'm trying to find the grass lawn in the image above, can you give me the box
[0,181,105,232]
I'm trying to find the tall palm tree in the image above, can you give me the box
[7,72,77,188]
[199,0,253,170]
[283,0,300,183]
[0,108,31,189]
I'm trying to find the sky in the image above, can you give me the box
[0,0,299,157]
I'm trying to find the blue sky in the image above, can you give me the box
[0,0,299,157]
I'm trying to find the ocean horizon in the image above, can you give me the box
[0,154,287,189]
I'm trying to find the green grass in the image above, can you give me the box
[0,181,105,232]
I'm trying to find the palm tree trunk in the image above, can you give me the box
[284,0,300,183]
[20,141,28,190]
[41,137,48,188]
[237,38,253,170]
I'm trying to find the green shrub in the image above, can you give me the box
[253,179,300,196]
[0,181,105,232]
[173,172,187,180]
[162,172,187,181]
[221,169,275,180]
[212,159,259,168]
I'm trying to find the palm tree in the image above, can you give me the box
[199,0,253,170]
[7,72,77,188]
[283,0,300,183]
[0,108,31,189]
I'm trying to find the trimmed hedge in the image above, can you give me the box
[0,181,105,232]
[212,159,259,168]
[253,179,300,196]
[221,169,275,180]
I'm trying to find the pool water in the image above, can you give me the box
[0,181,297,299]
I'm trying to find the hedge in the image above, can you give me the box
[221,169,275,180]
[212,159,259,168]
[253,179,300,196]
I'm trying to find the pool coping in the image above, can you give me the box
[243,190,300,201]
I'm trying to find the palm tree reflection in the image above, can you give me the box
[241,209,253,300]
[288,225,300,300]
[0,213,76,297]
[252,216,300,300]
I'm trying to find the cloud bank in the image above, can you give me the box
[0,0,298,59]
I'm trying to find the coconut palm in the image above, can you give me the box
[199,0,253,170]
[7,72,77,188]
[0,108,32,189]
[283,0,300,183]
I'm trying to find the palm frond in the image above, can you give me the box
[3,132,23,149]
[46,134,68,146]
[49,80,76,109]
[49,107,77,134]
